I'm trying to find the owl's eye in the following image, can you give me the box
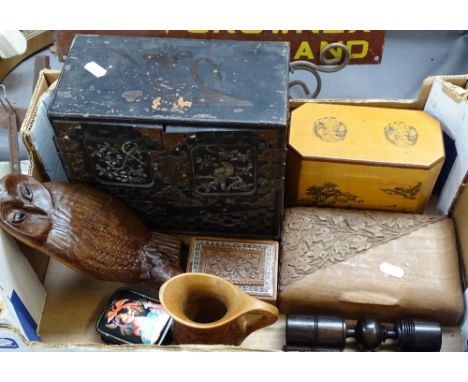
[12,211,26,224]
[20,183,33,201]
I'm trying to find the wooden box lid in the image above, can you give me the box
[187,237,278,302]
[289,103,444,169]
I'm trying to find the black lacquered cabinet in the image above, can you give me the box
[48,35,290,238]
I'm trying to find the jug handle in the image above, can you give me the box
[237,298,279,337]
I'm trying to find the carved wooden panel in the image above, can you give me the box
[187,237,278,302]
[280,207,443,291]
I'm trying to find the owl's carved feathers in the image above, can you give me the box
[0,174,182,286]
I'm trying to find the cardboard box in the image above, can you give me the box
[424,78,468,215]
[0,164,46,350]
[423,78,468,286]
[0,230,45,349]
[286,103,444,212]
[462,291,468,351]
[21,69,61,181]
[2,69,466,352]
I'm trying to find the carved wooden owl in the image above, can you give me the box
[0,173,181,286]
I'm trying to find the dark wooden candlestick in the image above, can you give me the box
[285,314,442,352]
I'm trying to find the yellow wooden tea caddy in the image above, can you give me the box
[286,103,445,212]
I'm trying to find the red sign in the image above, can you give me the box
[55,30,386,64]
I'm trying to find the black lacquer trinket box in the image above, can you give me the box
[96,288,172,345]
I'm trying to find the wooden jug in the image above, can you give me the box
[159,273,279,345]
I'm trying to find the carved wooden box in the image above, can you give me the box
[278,207,464,325]
[286,103,444,212]
[187,237,278,303]
[47,35,289,239]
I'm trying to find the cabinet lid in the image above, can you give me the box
[48,35,289,127]
[289,103,444,168]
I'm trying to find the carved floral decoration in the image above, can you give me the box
[279,207,443,290]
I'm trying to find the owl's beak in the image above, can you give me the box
[22,203,48,216]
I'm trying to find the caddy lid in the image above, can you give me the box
[290,103,444,168]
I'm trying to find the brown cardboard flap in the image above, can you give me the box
[290,74,468,110]
[453,184,468,288]
[20,69,61,181]
[441,80,468,103]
